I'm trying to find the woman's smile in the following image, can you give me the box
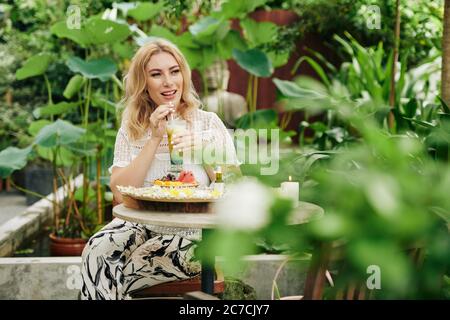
[160,89,177,100]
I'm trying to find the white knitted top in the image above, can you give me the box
[109,108,239,240]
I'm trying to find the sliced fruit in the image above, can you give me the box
[177,170,196,183]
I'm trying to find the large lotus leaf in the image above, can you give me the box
[51,21,91,47]
[189,17,219,37]
[178,46,203,70]
[91,96,117,115]
[149,25,178,43]
[65,141,98,157]
[273,78,326,99]
[127,1,165,21]
[84,18,131,45]
[273,78,330,113]
[63,74,85,99]
[113,42,135,59]
[232,48,273,78]
[34,119,86,148]
[16,53,52,80]
[0,146,33,178]
[215,0,269,19]
[235,109,278,129]
[268,51,290,68]
[217,30,247,60]
[28,120,52,137]
[84,121,113,144]
[240,18,278,48]
[198,47,217,71]
[189,17,230,45]
[176,32,201,49]
[36,145,75,167]
[66,56,117,81]
[33,102,80,119]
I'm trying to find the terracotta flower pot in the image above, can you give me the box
[49,233,87,256]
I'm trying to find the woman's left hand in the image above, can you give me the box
[172,130,196,151]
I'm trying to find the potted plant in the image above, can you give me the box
[0,118,96,255]
[1,14,128,255]
[4,49,117,254]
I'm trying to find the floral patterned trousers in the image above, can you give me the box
[80,218,200,300]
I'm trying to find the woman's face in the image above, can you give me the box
[146,51,184,108]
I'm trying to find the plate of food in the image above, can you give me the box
[152,171,199,188]
[117,185,222,202]
[117,185,223,213]
[117,171,223,213]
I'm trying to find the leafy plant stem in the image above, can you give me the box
[9,180,57,207]
[43,74,53,105]
[388,0,401,133]
[72,199,89,235]
[111,75,123,91]
[96,145,103,225]
[271,257,290,300]
[300,111,309,148]
[84,79,92,129]
[52,147,60,232]
[252,75,258,114]
[82,158,88,217]
[59,168,73,229]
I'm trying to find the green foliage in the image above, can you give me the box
[15,53,52,80]
[215,0,269,19]
[287,0,443,68]
[66,57,117,81]
[301,121,450,298]
[232,48,273,78]
[51,17,131,47]
[0,146,33,178]
[1,0,448,297]
[127,1,165,22]
[240,18,278,48]
[276,34,443,150]
[50,21,91,48]
[188,16,230,45]
[34,119,85,148]
[63,75,85,99]
[33,102,80,119]
[0,102,34,150]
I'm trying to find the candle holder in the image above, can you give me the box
[280,176,299,207]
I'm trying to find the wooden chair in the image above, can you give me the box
[129,266,225,299]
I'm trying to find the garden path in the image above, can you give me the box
[0,191,27,225]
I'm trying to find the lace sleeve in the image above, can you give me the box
[108,127,132,174]
[203,112,241,166]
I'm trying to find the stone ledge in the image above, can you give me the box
[0,175,83,257]
[0,256,82,300]
[0,254,310,300]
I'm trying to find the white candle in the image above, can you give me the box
[280,176,299,207]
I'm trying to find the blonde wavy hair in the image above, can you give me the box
[121,38,202,141]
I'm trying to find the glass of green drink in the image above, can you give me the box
[167,118,187,172]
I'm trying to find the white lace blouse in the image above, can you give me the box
[109,108,239,240]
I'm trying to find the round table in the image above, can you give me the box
[113,201,324,294]
[113,201,324,229]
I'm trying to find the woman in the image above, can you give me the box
[80,38,239,300]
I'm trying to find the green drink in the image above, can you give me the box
[167,118,187,171]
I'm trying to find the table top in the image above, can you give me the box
[113,201,324,229]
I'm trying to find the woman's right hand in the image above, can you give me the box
[149,104,174,140]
